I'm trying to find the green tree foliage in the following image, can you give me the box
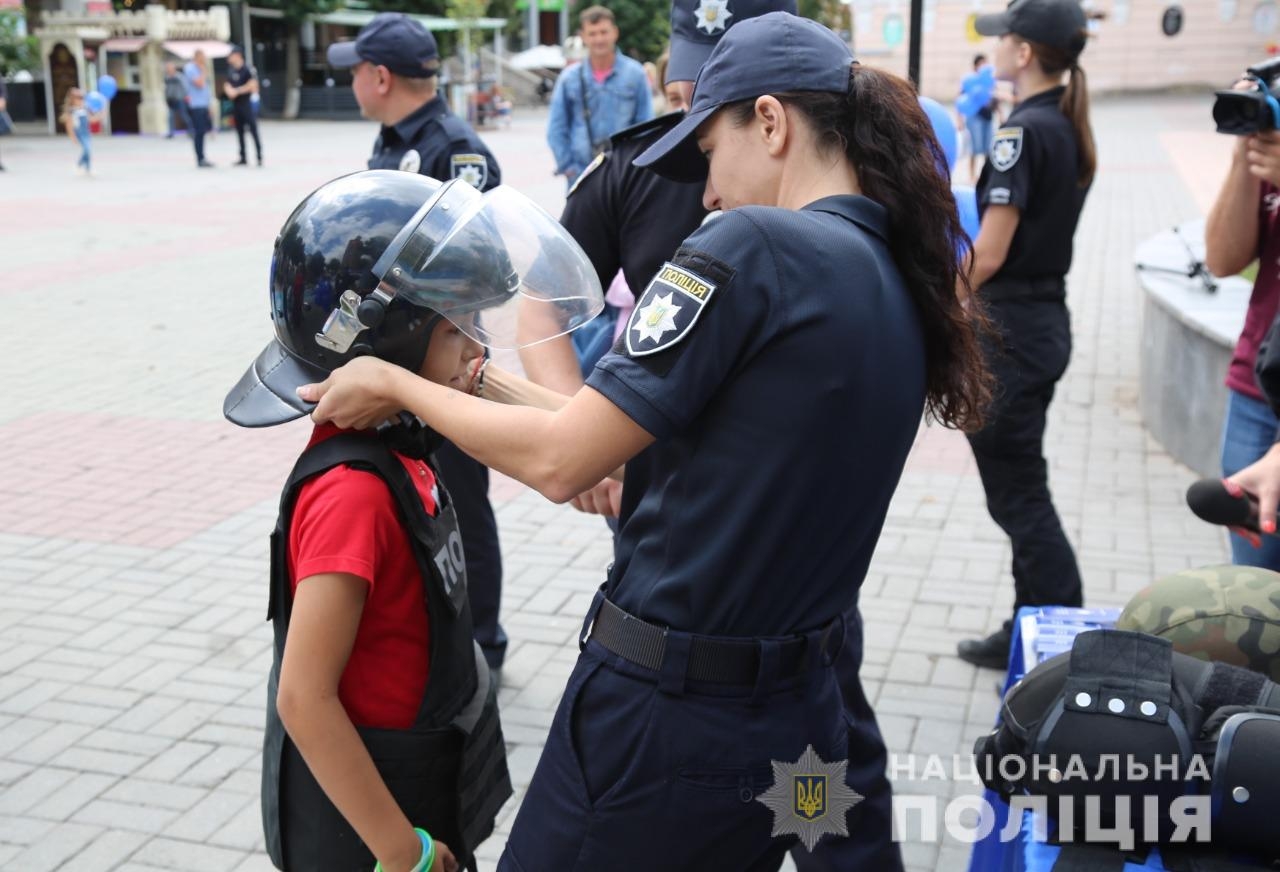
[572,0,666,64]
[0,10,39,76]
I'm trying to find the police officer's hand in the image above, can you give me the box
[1225,442,1280,546]
[1245,131,1280,187]
[569,478,622,517]
[299,357,407,430]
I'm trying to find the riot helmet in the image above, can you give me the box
[224,170,604,428]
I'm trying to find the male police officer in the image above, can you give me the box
[224,46,262,167]
[328,13,509,673]
[516,1,903,868]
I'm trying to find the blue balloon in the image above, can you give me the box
[85,91,107,114]
[97,74,118,101]
[918,96,957,172]
[953,183,981,244]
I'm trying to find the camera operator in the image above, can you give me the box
[1208,76,1280,567]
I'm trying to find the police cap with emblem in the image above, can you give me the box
[326,12,440,78]
[636,12,852,182]
[666,0,799,84]
[973,0,1087,59]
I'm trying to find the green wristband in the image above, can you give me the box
[372,828,434,872]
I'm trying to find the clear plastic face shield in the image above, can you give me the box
[315,180,604,355]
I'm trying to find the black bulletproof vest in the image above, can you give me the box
[261,432,511,871]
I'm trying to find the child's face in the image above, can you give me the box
[418,317,484,390]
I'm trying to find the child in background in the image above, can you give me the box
[60,88,100,176]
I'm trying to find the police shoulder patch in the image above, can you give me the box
[989,126,1024,173]
[399,150,423,174]
[567,150,607,197]
[450,153,488,189]
[624,261,718,357]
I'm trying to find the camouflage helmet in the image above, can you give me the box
[1117,564,1280,682]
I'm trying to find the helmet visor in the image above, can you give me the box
[373,182,604,350]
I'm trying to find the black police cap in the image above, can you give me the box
[327,13,440,79]
[974,0,1088,59]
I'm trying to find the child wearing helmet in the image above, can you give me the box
[224,169,546,872]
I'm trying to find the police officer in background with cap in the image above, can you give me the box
[955,0,1096,669]
[327,13,511,675]
[300,11,990,868]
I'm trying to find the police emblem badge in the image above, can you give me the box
[758,744,863,851]
[450,153,488,189]
[398,150,422,174]
[693,0,733,33]
[625,262,717,357]
[989,126,1023,173]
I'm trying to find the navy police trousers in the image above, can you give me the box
[497,596,901,871]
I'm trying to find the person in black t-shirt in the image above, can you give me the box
[224,46,262,166]
[956,0,1097,670]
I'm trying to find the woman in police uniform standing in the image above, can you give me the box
[956,0,1096,669]
[301,13,990,870]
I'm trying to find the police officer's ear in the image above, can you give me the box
[753,95,790,158]
[373,64,395,95]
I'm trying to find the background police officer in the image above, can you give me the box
[224,46,262,167]
[957,0,1096,669]
[327,13,510,674]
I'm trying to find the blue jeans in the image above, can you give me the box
[75,131,91,171]
[1220,389,1280,568]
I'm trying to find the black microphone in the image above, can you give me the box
[1186,478,1262,533]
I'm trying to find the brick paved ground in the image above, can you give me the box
[0,94,1235,870]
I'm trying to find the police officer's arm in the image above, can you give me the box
[277,572,457,872]
[967,205,1020,291]
[1206,135,1264,278]
[545,74,578,177]
[304,365,650,502]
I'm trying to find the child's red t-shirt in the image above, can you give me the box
[287,424,436,729]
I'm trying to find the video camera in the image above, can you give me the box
[1214,57,1280,135]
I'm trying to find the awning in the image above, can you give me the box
[514,0,565,11]
[102,37,147,53]
[313,10,507,31]
[163,40,233,60]
[0,0,25,10]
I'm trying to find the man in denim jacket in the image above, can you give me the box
[546,5,653,186]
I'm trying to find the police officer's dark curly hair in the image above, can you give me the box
[726,64,993,432]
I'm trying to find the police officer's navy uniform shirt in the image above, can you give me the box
[586,196,926,637]
[226,64,257,110]
[559,113,709,296]
[368,93,501,191]
[977,86,1088,284]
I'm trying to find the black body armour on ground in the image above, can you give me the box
[261,431,511,872]
[975,629,1280,870]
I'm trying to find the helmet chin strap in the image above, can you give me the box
[315,281,397,354]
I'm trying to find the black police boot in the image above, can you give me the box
[956,626,1012,670]
[234,157,249,166]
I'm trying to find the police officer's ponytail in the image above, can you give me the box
[730,64,993,432]
[1028,41,1096,188]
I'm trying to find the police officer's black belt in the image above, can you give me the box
[588,598,815,685]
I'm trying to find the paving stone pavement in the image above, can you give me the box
[0,94,1235,871]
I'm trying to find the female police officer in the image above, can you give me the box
[956,0,1097,670]
[300,13,990,869]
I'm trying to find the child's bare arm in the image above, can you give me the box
[277,572,452,872]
